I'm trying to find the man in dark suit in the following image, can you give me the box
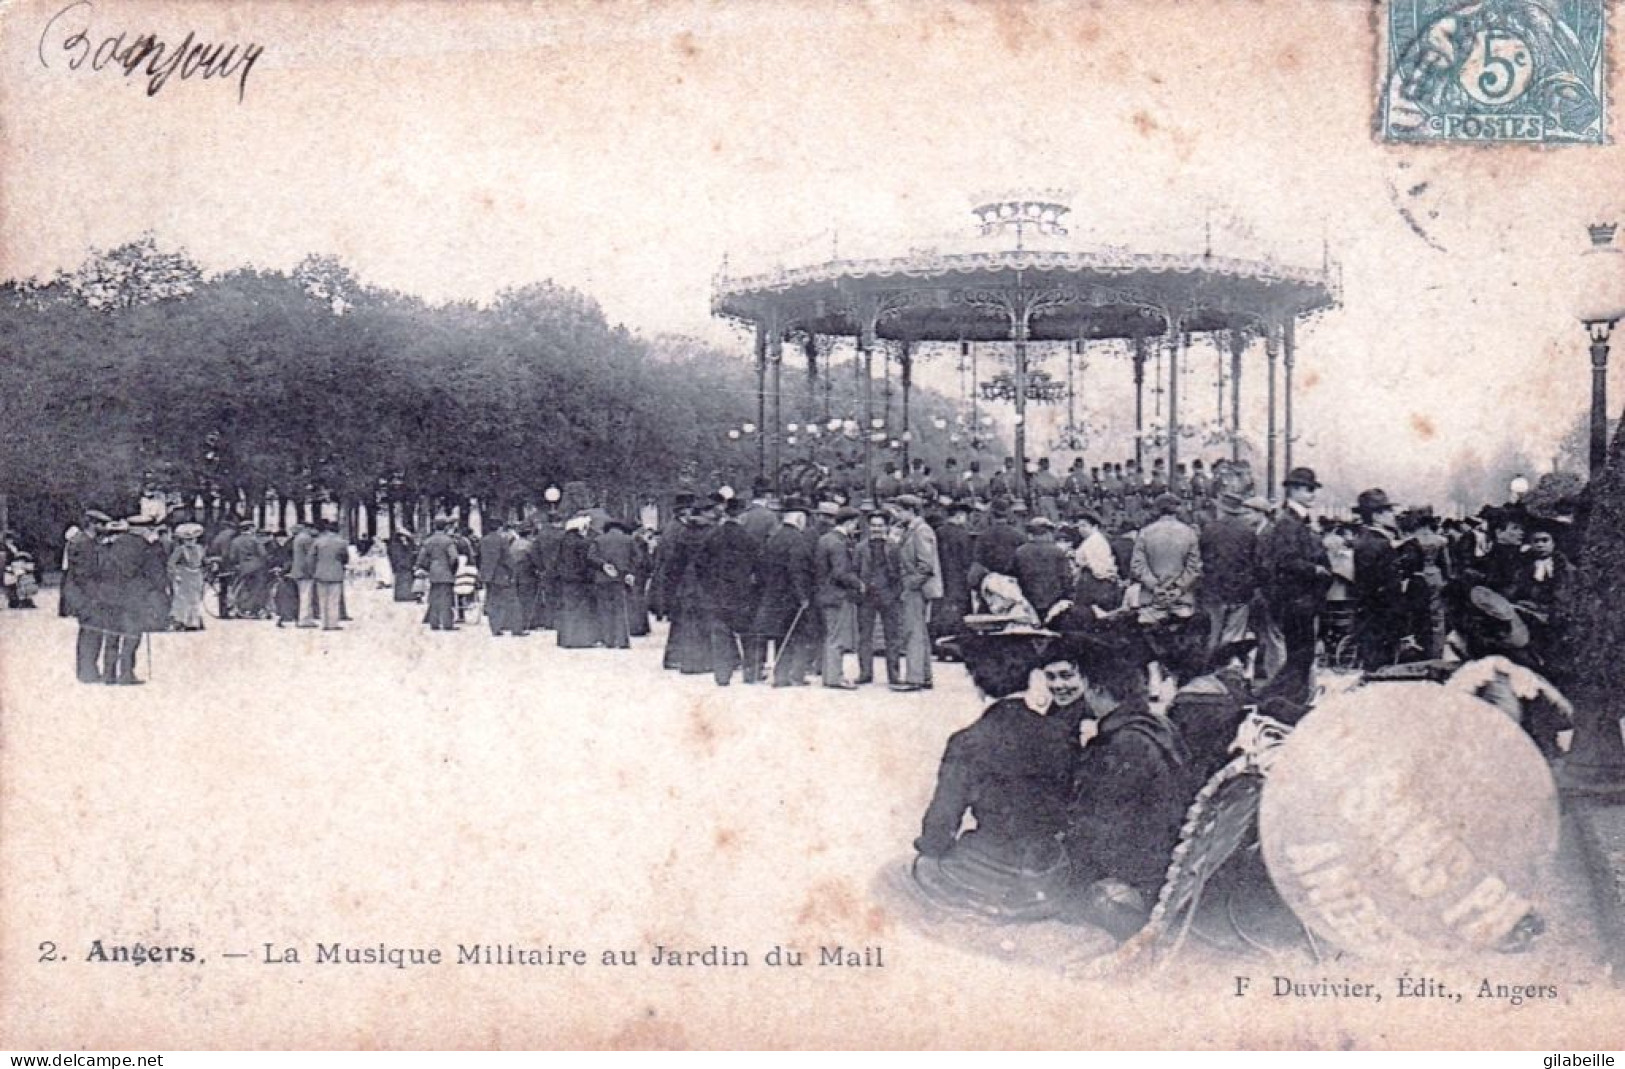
[1014,517,1071,619]
[85,519,149,684]
[738,479,779,544]
[929,502,976,643]
[1258,467,1331,702]
[973,498,1026,582]
[479,520,524,636]
[855,511,903,685]
[698,499,762,685]
[1350,488,1405,669]
[753,498,816,687]
[814,506,864,689]
[415,519,461,631]
[1198,492,1261,668]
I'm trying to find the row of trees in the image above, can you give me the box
[0,238,962,538]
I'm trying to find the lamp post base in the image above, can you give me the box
[1556,715,1625,800]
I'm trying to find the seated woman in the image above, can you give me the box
[1049,631,1192,938]
[912,627,1085,922]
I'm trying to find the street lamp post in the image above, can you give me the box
[1579,223,1624,478]
[1565,221,1625,795]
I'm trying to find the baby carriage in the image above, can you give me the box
[453,559,481,624]
[5,553,38,608]
[1316,599,1360,671]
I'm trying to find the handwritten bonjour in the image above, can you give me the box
[38,1,264,104]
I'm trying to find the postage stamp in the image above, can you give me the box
[1380,0,1608,144]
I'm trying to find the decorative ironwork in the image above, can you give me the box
[979,370,1066,404]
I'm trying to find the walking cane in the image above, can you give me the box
[765,603,808,675]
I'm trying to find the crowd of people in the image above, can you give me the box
[32,451,1583,716]
[21,450,1591,941]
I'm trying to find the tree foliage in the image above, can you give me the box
[0,239,962,521]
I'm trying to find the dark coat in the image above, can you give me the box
[590,528,636,584]
[1065,695,1191,896]
[1351,526,1403,616]
[61,530,96,618]
[1198,513,1261,606]
[478,531,515,586]
[84,533,150,634]
[933,521,976,622]
[697,520,760,631]
[1258,506,1329,612]
[752,522,814,637]
[415,531,461,584]
[916,697,1086,863]
[975,520,1026,578]
[1014,537,1071,617]
[855,535,902,605]
[814,529,862,607]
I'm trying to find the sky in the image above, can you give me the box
[3,0,1622,506]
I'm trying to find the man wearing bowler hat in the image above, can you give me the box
[1351,488,1405,669]
[1258,467,1331,702]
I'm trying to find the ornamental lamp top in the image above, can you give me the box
[970,192,1074,250]
[1577,222,1625,325]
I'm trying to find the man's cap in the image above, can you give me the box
[815,500,842,518]
[835,506,862,522]
[892,493,924,510]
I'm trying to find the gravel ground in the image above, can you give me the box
[2,584,1619,1049]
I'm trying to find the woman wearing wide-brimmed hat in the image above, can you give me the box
[911,624,1085,922]
[167,523,208,631]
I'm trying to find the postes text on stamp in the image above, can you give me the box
[1381,0,1607,144]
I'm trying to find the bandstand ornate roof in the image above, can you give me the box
[712,201,1341,343]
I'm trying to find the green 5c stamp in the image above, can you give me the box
[1381,0,1607,144]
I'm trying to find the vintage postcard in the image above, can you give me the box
[3,0,1625,1052]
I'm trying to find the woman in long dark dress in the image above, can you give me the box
[387,531,418,602]
[657,512,713,674]
[555,517,600,648]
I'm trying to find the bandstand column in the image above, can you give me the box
[858,310,877,499]
[1230,329,1245,463]
[767,321,784,490]
[1133,335,1148,471]
[804,333,819,425]
[1283,317,1297,477]
[1013,334,1030,497]
[754,321,769,478]
[1265,319,1281,500]
[899,339,914,469]
[1167,329,1183,479]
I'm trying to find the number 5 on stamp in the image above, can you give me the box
[1378,0,1608,144]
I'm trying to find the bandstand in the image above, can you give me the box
[712,196,1340,498]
